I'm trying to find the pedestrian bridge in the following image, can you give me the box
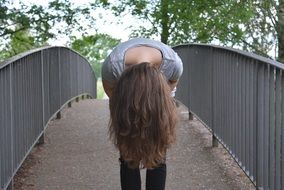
[0,45,283,190]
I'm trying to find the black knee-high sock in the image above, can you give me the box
[120,158,141,190]
[146,163,167,190]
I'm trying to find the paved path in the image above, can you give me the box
[14,99,255,190]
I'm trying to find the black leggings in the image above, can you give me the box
[119,158,167,190]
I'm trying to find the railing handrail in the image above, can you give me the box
[0,46,97,190]
[174,44,284,190]
[0,46,94,73]
[174,43,284,70]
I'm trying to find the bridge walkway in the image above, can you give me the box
[14,99,254,190]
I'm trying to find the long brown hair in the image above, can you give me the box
[109,62,178,169]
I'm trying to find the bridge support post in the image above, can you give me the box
[82,95,85,100]
[38,133,45,145]
[188,111,193,120]
[212,135,218,147]
[7,179,14,190]
[75,97,79,102]
[56,111,61,119]
[68,101,72,108]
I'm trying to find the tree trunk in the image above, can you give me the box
[277,1,284,62]
[160,0,169,44]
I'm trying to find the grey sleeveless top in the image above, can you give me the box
[102,38,183,84]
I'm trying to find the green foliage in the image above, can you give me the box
[95,0,284,61]
[1,0,282,63]
[0,0,95,42]
[96,79,105,99]
[241,1,278,59]
[0,0,95,61]
[277,1,284,62]
[0,28,46,62]
[95,0,253,46]
[71,33,120,78]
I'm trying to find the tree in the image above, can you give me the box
[276,1,284,62]
[95,0,284,62]
[0,28,46,62]
[0,0,96,60]
[71,33,120,78]
[239,1,284,62]
[95,0,253,46]
[240,1,281,61]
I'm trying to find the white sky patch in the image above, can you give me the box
[88,8,138,41]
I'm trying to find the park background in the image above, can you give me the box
[1,0,283,98]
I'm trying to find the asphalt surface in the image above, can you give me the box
[14,99,255,190]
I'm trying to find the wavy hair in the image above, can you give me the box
[109,62,178,169]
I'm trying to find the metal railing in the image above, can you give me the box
[174,44,284,190]
[0,47,96,190]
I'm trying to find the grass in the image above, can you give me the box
[96,79,106,99]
